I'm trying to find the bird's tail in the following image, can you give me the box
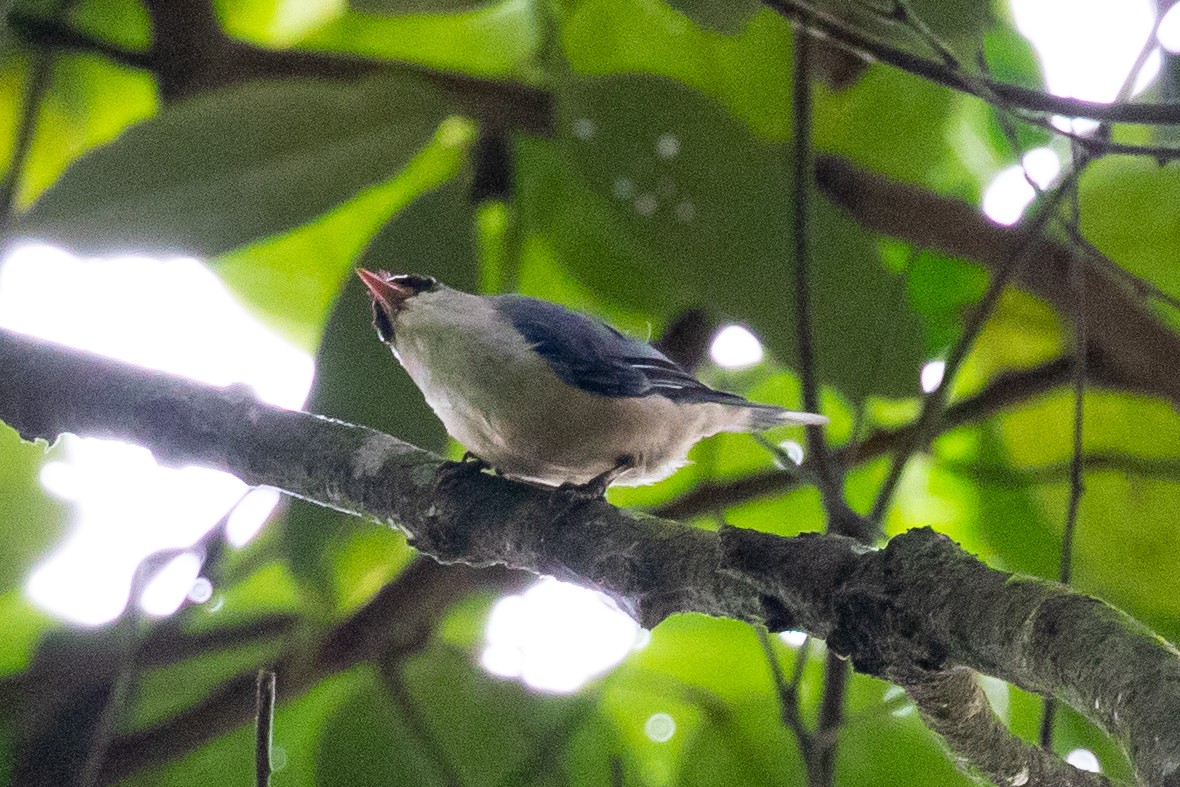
[740,404,828,432]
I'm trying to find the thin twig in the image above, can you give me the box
[791,17,844,515]
[1093,9,1165,147]
[655,355,1081,521]
[75,594,142,787]
[756,627,814,765]
[255,670,276,787]
[792,19,858,783]
[814,652,848,787]
[761,0,1180,127]
[1041,162,1089,752]
[1060,150,1088,593]
[1039,8,1158,745]
[868,173,1075,524]
[817,153,1180,405]
[945,452,1180,486]
[850,0,1158,536]
[7,11,155,70]
[842,0,1121,529]
[385,669,465,787]
[793,24,818,418]
[1059,220,1180,314]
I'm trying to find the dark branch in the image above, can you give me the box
[904,668,1109,787]
[868,166,1075,523]
[816,155,1180,408]
[0,26,54,239]
[9,4,552,134]
[762,0,1180,127]
[95,559,525,782]
[254,670,275,787]
[949,452,1180,486]
[2,329,1179,785]
[756,627,814,765]
[6,11,155,70]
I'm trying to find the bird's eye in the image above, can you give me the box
[390,274,439,294]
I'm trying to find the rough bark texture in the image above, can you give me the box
[2,327,1179,785]
[906,668,1109,787]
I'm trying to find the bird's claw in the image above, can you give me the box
[433,452,493,494]
[457,451,493,471]
[549,456,635,516]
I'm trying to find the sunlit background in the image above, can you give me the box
[0,0,1159,767]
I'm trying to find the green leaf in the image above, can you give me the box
[906,248,989,355]
[560,0,793,140]
[17,75,448,256]
[405,644,603,784]
[316,675,444,787]
[0,425,68,595]
[1079,156,1180,302]
[814,63,956,187]
[30,55,157,202]
[348,0,501,16]
[605,615,811,784]
[215,0,345,45]
[0,591,58,677]
[991,388,1180,643]
[982,19,1045,89]
[128,636,285,732]
[14,53,157,208]
[213,116,475,353]
[180,560,303,634]
[835,678,974,787]
[69,0,152,51]
[905,0,993,41]
[663,0,762,35]
[302,0,539,76]
[518,75,926,399]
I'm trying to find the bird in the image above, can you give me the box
[357,269,827,493]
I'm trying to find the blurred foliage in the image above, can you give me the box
[0,0,1178,784]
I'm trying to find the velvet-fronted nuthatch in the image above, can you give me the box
[358,270,826,492]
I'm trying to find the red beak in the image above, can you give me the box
[357,269,412,312]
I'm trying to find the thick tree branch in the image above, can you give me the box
[816,155,1180,408]
[8,4,552,134]
[1,329,1178,784]
[904,668,1108,787]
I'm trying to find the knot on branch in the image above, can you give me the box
[829,528,961,680]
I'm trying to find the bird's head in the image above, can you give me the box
[357,269,441,342]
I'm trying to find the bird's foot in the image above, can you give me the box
[433,452,494,493]
[457,451,493,471]
[550,456,635,516]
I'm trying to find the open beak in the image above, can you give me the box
[357,268,412,312]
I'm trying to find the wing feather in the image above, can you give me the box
[494,295,756,407]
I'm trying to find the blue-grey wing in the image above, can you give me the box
[494,295,749,405]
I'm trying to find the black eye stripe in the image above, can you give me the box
[389,274,438,294]
[372,300,395,342]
